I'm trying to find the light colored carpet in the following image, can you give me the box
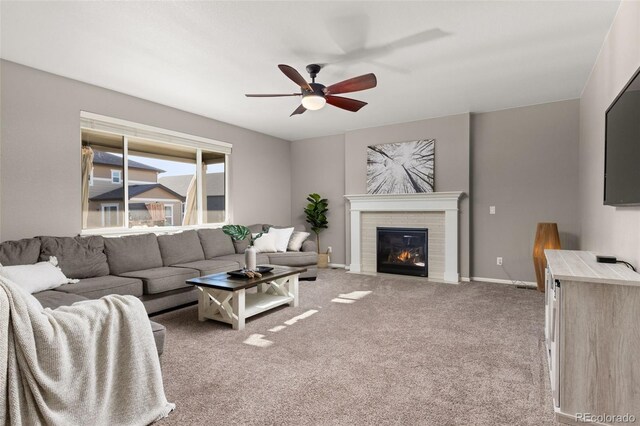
[154,269,557,425]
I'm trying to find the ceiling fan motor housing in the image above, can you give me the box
[306,82,326,97]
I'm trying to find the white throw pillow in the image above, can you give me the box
[0,256,78,294]
[267,227,295,252]
[288,231,311,252]
[252,233,278,253]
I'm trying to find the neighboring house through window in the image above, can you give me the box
[80,112,231,233]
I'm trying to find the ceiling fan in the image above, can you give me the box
[245,64,377,116]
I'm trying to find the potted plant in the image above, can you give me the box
[222,225,262,271]
[304,193,329,268]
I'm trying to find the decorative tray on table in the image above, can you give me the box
[227,266,274,278]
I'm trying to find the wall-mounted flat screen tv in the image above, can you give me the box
[604,66,640,206]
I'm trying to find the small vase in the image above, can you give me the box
[245,246,257,271]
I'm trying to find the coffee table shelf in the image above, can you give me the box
[186,265,306,330]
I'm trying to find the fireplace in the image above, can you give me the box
[376,227,428,277]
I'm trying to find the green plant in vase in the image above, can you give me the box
[304,193,329,252]
[222,225,263,271]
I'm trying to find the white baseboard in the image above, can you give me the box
[323,269,534,287]
[471,276,537,288]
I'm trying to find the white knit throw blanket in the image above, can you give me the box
[0,277,175,425]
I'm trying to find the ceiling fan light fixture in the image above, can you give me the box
[301,94,326,111]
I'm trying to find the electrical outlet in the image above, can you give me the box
[489,206,496,215]
[497,257,503,266]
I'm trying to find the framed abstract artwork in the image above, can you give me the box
[366,139,435,194]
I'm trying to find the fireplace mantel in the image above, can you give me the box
[344,192,463,283]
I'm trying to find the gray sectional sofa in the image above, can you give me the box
[0,224,318,354]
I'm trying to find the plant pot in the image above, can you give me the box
[317,253,329,269]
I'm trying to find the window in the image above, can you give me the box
[111,170,122,184]
[164,205,174,226]
[81,112,231,233]
[101,204,120,227]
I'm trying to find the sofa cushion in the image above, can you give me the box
[301,240,317,253]
[39,235,109,279]
[267,251,318,267]
[57,275,144,299]
[215,253,270,267]
[0,238,41,266]
[157,230,205,266]
[33,290,89,310]
[119,266,199,295]
[103,234,163,275]
[197,228,236,259]
[173,259,240,276]
[141,287,198,315]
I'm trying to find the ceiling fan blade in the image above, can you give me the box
[245,93,301,97]
[290,104,307,117]
[326,73,377,95]
[278,64,312,91]
[326,95,367,112]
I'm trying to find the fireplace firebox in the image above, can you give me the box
[376,227,428,277]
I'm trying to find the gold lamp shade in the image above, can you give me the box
[533,223,561,292]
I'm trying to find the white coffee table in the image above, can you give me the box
[186,265,306,330]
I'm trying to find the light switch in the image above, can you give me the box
[490,206,496,215]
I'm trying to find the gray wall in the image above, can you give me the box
[471,100,581,283]
[292,114,471,274]
[579,1,640,268]
[344,113,471,278]
[0,60,292,241]
[290,134,346,263]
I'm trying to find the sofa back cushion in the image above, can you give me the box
[264,224,306,232]
[103,234,163,275]
[39,236,110,279]
[0,238,41,266]
[197,228,236,259]
[157,230,205,266]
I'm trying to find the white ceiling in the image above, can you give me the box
[0,1,620,141]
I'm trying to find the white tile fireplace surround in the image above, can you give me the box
[345,192,463,283]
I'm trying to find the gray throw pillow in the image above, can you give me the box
[39,235,109,279]
[0,238,41,266]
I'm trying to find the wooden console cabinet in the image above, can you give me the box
[545,250,640,425]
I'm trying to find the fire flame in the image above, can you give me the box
[395,250,412,262]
